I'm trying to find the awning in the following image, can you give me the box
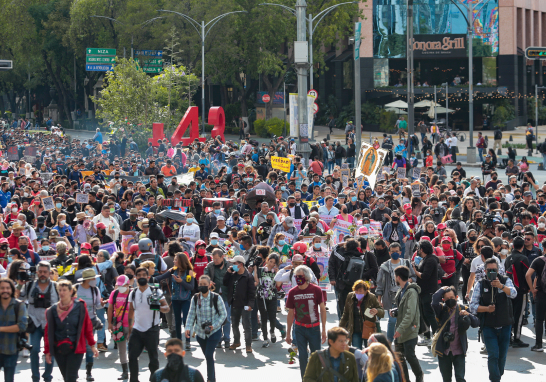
[332,50,353,62]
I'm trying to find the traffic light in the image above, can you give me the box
[526,47,546,60]
[0,60,13,70]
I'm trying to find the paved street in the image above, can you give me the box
[12,289,546,381]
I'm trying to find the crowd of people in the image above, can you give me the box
[0,122,544,382]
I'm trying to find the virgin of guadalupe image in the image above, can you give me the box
[361,147,378,175]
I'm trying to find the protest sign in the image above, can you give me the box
[121,235,136,254]
[316,256,331,291]
[41,196,54,211]
[41,173,54,183]
[75,193,89,204]
[332,219,352,245]
[397,167,406,179]
[283,232,295,244]
[271,156,291,172]
[99,242,118,255]
[411,181,421,196]
[319,215,335,225]
[6,146,18,161]
[293,219,303,234]
[355,142,388,189]
[412,167,421,180]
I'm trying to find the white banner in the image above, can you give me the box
[289,93,298,137]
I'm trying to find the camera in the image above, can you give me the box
[147,286,162,311]
[17,336,32,352]
[483,213,496,228]
[390,308,398,318]
[202,321,212,335]
[486,269,498,281]
[443,331,455,344]
[91,316,103,330]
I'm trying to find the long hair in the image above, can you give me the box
[7,260,24,282]
[175,253,193,272]
[0,278,16,298]
[366,343,393,382]
[368,333,406,382]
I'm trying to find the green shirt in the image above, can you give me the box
[399,120,407,129]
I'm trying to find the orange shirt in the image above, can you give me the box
[161,165,176,177]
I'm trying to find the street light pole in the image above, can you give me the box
[407,0,414,155]
[158,9,247,135]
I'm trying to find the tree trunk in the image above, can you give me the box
[261,71,286,121]
[42,51,73,126]
[234,76,256,119]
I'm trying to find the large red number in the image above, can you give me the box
[148,123,166,146]
[208,107,225,143]
[171,106,205,146]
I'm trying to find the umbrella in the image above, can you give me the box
[432,107,455,113]
[245,182,276,209]
[414,99,440,108]
[157,210,188,222]
[385,100,408,108]
[385,107,408,115]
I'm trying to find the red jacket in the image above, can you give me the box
[44,299,96,357]
[7,234,33,251]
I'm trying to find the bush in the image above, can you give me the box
[254,119,268,137]
[224,103,240,127]
[265,117,287,137]
[379,110,398,132]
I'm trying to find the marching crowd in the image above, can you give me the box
[0,122,544,382]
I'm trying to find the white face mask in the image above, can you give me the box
[500,249,509,256]
[539,223,546,229]
[118,286,128,294]
[88,279,97,288]
[59,220,66,226]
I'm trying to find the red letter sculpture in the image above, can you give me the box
[171,106,205,146]
[208,106,225,143]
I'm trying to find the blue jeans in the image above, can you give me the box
[351,333,366,350]
[196,329,222,382]
[172,299,191,342]
[421,133,426,143]
[294,324,322,378]
[85,330,96,364]
[96,308,106,343]
[30,326,54,382]
[347,157,355,169]
[542,153,546,169]
[438,353,466,382]
[219,299,231,343]
[327,160,334,174]
[0,353,18,382]
[387,315,397,343]
[482,325,511,382]
[251,299,259,337]
[335,158,342,167]
[478,148,484,162]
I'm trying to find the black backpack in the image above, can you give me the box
[341,254,368,286]
[192,292,227,326]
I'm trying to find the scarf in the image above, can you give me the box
[57,297,76,322]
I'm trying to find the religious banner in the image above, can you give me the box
[340,168,350,188]
[355,141,388,190]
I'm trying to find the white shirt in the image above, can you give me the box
[92,214,120,241]
[131,286,166,332]
[178,223,200,247]
[450,136,458,148]
[470,255,504,274]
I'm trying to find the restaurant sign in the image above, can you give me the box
[412,34,466,58]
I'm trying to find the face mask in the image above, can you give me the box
[500,249,509,256]
[19,245,28,252]
[266,219,273,224]
[198,285,209,294]
[126,274,134,280]
[539,223,546,229]
[351,196,357,202]
[7,257,12,264]
[166,353,183,370]
[232,265,239,272]
[23,192,28,197]
[137,277,148,286]
[503,217,509,223]
[278,240,286,246]
[56,203,62,209]
[468,236,477,242]
[211,239,218,246]
[118,286,128,294]
[341,209,347,214]
[492,176,498,181]
[392,217,399,223]
[391,252,400,260]
[239,244,245,251]
[187,218,194,224]
[442,243,451,251]
[92,246,100,251]
[215,209,221,214]
[445,299,457,309]
[281,186,286,191]
[11,208,17,213]
[378,203,385,209]
[198,248,206,256]
[515,195,521,199]
[89,279,97,288]
[355,293,365,300]
[42,245,50,252]
[314,243,321,250]
[60,220,66,226]
[295,275,306,285]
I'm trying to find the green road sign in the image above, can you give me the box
[139,58,163,66]
[86,48,116,56]
[142,67,163,73]
[86,56,116,64]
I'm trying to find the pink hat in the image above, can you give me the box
[403,203,412,210]
[358,226,368,235]
[437,223,447,230]
[292,254,304,263]
[117,275,129,286]
[441,236,452,243]
[420,236,431,242]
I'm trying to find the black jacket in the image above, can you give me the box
[416,254,439,295]
[328,246,378,291]
[223,268,256,309]
[504,250,530,293]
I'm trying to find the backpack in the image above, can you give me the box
[446,220,463,243]
[494,130,502,140]
[540,256,546,293]
[192,291,227,326]
[483,136,489,148]
[134,254,162,276]
[341,254,368,286]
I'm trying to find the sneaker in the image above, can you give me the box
[417,338,431,346]
[480,346,488,354]
[531,345,544,352]
[280,329,287,339]
[512,339,529,348]
[229,342,241,350]
[97,343,108,352]
[246,346,253,353]
[252,335,260,341]
[22,349,30,358]
[262,340,270,348]
[271,334,277,344]
[523,318,528,325]
[185,342,191,350]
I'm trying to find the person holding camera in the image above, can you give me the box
[185,275,227,382]
[76,268,104,381]
[44,279,98,382]
[470,258,517,382]
[392,265,424,382]
[223,255,256,353]
[204,248,231,348]
[504,236,530,348]
[19,261,59,382]
[0,277,28,382]
[127,266,170,382]
[431,286,479,382]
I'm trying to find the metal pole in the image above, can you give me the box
[201,21,206,135]
[295,0,310,163]
[131,35,134,60]
[536,84,539,152]
[283,80,287,136]
[468,4,475,161]
[355,21,361,163]
[309,14,313,91]
[434,85,437,124]
[407,0,414,155]
[445,82,448,129]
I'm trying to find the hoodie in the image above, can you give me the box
[504,250,530,293]
[394,282,421,343]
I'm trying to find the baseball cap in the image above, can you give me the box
[217,215,226,221]
[441,236,452,243]
[210,232,219,239]
[523,191,533,197]
[284,216,295,228]
[437,223,447,230]
[292,254,304,262]
[96,222,107,229]
[231,255,245,264]
[117,275,129,286]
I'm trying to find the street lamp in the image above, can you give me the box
[157,9,247,135]
[448,0,493,163]
[90,15,165,59]
[536,85,546,153]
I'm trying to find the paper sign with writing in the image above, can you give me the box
[412,167,421,179]
[271,156,291,172]
[75,193,89,204]
[6,146,18,161]
[319,215,335,225]
[397,168,406,179]
[283,232,295,244]
[99,242,118,255]
[293,219,303,234]
[411,181,421,196]
[41,196,54,211]
[256,189,266,196]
